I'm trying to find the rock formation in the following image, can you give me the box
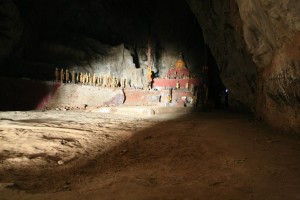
[187,0,300,133]
[1,0,207,81]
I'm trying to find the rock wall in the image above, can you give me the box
[186,0,257,111]
[237,0,300,133]
[1,0,206,87]
[0,77,125,111]
[187,0,300,133]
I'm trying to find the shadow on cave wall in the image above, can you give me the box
[0,77,59,111]
[205,46,227,109]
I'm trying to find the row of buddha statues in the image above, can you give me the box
[175,80,193,90]
[164,72,190,79]
[164,66,208,80]
[55,68,129,88]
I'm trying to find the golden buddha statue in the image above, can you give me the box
[185,80,189,89]
[176,81,180,89]
[175,52,186,69]
[60,68,64,83]
[65,69,69,83]
[71,70,75,83]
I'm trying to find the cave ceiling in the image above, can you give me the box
[1,0,208,78]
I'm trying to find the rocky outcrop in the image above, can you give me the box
[187,0,300,133]
[237,0,300,133]
[0,77,126,110]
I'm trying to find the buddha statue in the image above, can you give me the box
[175,52,186,69]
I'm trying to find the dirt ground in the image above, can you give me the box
[0,108,299,200]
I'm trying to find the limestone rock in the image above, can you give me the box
[186,0,257,111]
[187,0,300,133]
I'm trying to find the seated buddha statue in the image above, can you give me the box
[175,52,186,69]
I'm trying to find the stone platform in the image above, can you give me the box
[0,77,197,111]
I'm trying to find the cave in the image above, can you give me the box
[0,0,299,199]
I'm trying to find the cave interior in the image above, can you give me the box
[0,0,300,199]
[1,0,228,111]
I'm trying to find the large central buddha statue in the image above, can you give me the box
[175,52,186,69]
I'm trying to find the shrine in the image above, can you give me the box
[151,55,202,107]
[49,53,203,108]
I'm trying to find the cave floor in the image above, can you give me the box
[0,109,299,200]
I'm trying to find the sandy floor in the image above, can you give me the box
[0,109,299,200]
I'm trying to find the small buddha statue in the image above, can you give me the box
[168,95,172,103]
[116,78,119,88]
[85,73,88,84]
[92,73,96,86]
[60,69,64,83]
[88,73,92,85]
[65,69,69,83]
[176,81,180,90]
[111,76,114,87]
[103,76,106,87]
[71,70,75,83]
[79,72,82,84]
[185,80,189,89]
[97,75,101,86]
[124,78,127,88]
